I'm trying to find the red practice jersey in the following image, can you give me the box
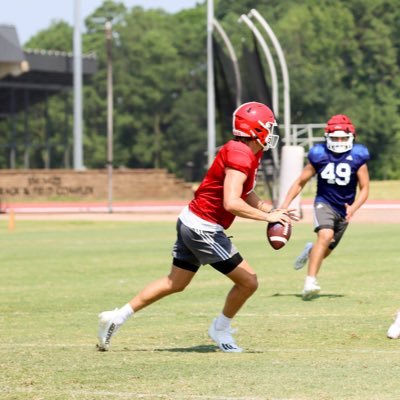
[189,140,262,229]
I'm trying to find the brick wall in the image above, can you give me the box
[0,169,194,202]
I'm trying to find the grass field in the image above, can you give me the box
[1,219,400,399]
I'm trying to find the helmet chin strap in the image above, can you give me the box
[256,138,265,149]
[248,130,266,149]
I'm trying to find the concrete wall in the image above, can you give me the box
[0,169,194,202]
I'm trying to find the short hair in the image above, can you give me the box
[233,136,253,144]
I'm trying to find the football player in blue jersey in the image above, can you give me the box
[280,114,370,299]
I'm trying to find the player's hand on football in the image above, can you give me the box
[267,208,299,224]
[277,204,301,222]
[284,208,300,222]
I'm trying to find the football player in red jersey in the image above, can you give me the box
[280,114,370,300]
[97,102,298,353]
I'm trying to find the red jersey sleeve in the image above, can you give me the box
[224,146,253,175]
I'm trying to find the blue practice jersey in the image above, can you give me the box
[308,143,370,217]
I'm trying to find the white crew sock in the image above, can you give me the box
[305,276,317,285]
[215,313,232,331]
[114,303,134,325]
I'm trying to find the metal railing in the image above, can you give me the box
[287,124,326,153]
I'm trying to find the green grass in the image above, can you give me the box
[1,219,400,399]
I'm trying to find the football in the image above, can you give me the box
[266,221,292,250]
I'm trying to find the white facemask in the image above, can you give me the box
[325,131,354,153]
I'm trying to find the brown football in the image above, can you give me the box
[267,222,292,250]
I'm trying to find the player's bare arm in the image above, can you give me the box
[280,163,316,209]
[223,168,293,224]
[246,189,299,223]
[245,190,273,212]
[345,163,370,222]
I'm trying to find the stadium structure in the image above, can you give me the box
[0,25,96,169]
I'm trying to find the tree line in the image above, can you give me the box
[2,0,399,180]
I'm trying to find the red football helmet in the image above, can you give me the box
[232,102,279,150]
[324,114,356,153]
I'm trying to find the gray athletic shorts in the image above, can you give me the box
[313,202,348,250]
[171,219,243,274]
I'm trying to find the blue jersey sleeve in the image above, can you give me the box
[352,144,370,169]
[308,144,329,170]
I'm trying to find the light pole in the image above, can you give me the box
[73,0,83,170]
[207,0,216,167]
[105,21,113,213]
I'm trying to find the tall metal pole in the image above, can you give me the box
[213,18,242,107]
[213,19,242,107]
[105,21,113,213]
[249,10,301,211]
[73,0,84,169]
[249,9,291,146]
[239,14,280,197]
[207,0,216,167]
[238,14,279,117]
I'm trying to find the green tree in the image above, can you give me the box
[25,21,73,51]
[7,0,399,179]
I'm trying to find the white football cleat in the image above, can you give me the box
[294,242,313,270]
[387,310,400,339]
[302,280,321,300]
[97,308,121,351]
[208,318,243,353]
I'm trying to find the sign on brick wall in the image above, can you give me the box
[0,175,94,197]
[0,169,193,202]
